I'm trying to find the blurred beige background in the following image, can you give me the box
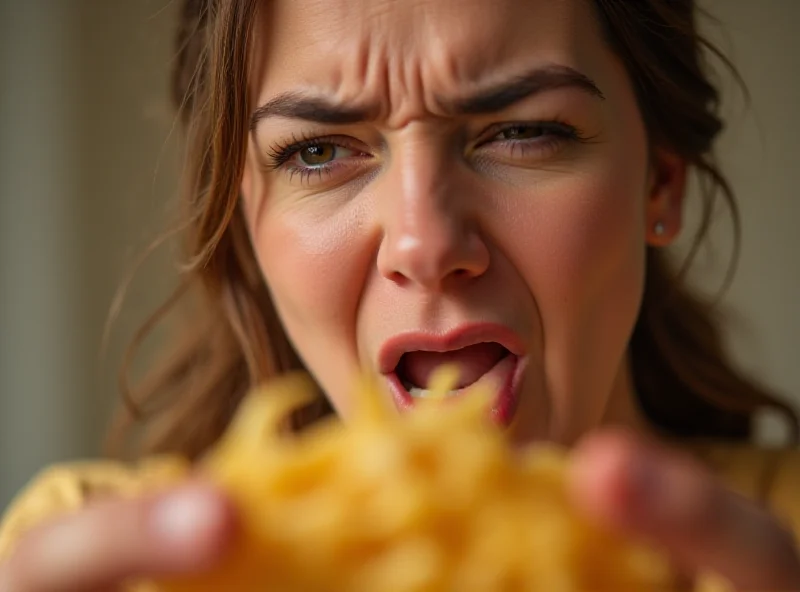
[0,1,798,508]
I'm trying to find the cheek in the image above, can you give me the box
[497,142,649,427]
[515,171,646,304]
[494,130,648,298]
[245,191,374,416]
[504,169,646,349]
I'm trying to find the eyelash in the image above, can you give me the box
[264,121,588,184]
[478,120,586,154]
[264,133,368,184]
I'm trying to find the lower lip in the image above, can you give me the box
[384,354,526,427]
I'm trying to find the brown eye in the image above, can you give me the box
[299,143,337,166]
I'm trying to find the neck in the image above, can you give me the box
[601,353,655,437]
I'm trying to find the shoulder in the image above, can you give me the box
[690,442,800,535]
[0,456,189,562]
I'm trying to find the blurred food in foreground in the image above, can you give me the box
[3,369,715,591]
[159,369,682,592]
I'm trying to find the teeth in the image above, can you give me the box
[409,387,459,398]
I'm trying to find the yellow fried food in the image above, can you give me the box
[152,369,684,592]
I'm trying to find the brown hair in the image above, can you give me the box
[107,0,798,460]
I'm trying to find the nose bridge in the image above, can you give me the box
[377,135,489,289]
[397,139,455,244]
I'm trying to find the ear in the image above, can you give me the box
[645,149,687,247]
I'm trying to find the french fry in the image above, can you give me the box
[152,368,683,592]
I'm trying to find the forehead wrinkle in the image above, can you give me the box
[300,34,432,127]
[361,23,442,126]
[301,40,519,127]
[257,0,597,128]
[269,1,517,126]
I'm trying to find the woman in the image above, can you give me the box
[0,0,798,590]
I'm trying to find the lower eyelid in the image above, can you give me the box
[282,153,376,186]
[470,137,575,169]
[485,136,566,153]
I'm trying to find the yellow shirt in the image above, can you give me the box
[0,445,798,589]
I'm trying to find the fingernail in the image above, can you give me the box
[149,486,225,546]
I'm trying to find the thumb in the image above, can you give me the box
[568,430,800,591]
[1,481,237,592]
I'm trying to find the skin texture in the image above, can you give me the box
[0,3,798,590]
[240,0,685,445]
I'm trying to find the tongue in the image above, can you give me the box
[398,343,508,390]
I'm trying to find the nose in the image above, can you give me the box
[376,142,490,292]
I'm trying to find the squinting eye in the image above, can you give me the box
[494,125,546,141]
[471,120,584,167]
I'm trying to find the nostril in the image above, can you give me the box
[387,269,409,286]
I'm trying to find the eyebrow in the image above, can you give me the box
[447,64,605,114]
[249,64,604,130]
[249,94,377,130]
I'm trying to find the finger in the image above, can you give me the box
[0,481,237,592]
[569,429,800,591]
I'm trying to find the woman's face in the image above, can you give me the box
[240,0,684,445]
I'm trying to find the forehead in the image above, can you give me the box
[251,0,610,117]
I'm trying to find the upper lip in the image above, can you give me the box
[377,322,526,375]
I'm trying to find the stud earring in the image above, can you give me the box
[654,221,665,236]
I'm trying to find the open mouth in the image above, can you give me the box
[383,338,525,426]
[396,342,511,398]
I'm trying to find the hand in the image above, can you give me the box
[0,482,237,592]
[569,429,800,591]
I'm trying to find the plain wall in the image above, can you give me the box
[0,0,180,507]
[1,1,798,508]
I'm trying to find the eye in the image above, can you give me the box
[493,125,549,141]
[265,134,373,187]
[486,122,579,144]
[295,143,347,167]
[267,136,365,171]
[472,120,586,165]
